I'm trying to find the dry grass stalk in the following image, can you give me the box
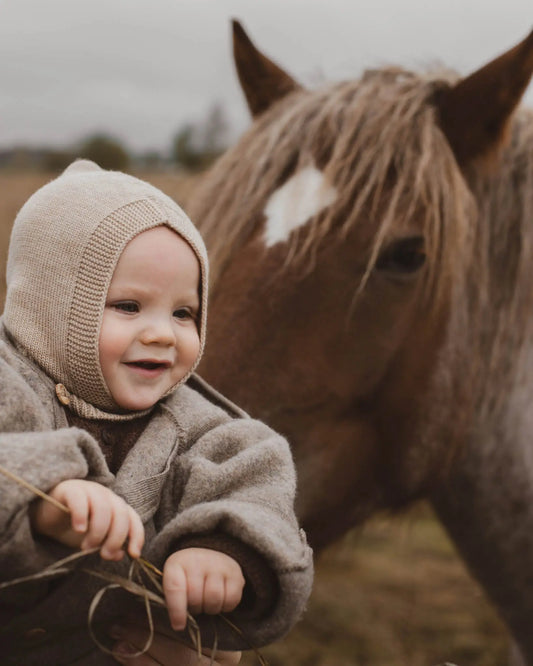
[0,461,269,665]
[0,462,70,513]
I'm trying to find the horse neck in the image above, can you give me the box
[428,109,533,662]
[463,108,533,417]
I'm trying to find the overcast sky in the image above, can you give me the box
[0,0,532,155]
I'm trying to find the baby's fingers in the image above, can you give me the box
[81,498,112,551]
[163,561,188,631]
[223,575,245,614]
[125,506,144,559]
[99,501,131,560]
[203,572,244,616]
[51,481,89,534]
[202,574,225,615]
[96,498,144,561]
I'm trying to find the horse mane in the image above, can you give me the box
[190,66,531,314]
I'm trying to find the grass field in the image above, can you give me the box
[0,170,509,665]
[241,505,508,666]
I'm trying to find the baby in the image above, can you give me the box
[0,160,313,664]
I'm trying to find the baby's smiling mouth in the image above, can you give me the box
[125,360,171,370]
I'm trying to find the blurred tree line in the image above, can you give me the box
[0,103,230,173]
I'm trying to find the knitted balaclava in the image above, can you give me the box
[3,160,208,419]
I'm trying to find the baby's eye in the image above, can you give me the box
[173,308,196,321]
[113,301,139,313]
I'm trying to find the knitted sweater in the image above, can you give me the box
[0,326,313,664]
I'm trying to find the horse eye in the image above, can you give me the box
[375,236,426,274]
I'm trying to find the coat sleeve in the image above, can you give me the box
[0,356,113,579]
[146,387,314,650]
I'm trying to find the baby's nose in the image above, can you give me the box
[140,317,175,345]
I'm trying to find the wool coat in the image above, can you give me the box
[0,326,313,664]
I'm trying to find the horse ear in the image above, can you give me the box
[232,19,301,117]
[435,28,533,166]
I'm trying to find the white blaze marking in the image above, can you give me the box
[263,166,337,247]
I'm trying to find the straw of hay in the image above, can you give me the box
[0,462,268,665]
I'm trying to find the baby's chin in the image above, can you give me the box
[111,391,166,413]
[112,383,185,413]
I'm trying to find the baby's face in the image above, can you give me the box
[99,226,201,411]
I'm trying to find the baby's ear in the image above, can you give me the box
[62,159,103,175]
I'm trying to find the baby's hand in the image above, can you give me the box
[29,479,144,560]
[163,548,245,631]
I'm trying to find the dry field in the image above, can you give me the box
[0,170,509,665]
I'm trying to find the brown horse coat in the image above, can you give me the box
[191,22,533,664]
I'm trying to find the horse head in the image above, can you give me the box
[192,23,533,550]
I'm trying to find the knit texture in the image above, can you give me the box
[3,160,209,418]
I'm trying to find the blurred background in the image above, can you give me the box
[1,0,532,171]
[1,1,532,664]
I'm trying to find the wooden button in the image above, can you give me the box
[55,383,71,406]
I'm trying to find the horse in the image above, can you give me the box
[188,21,533,664]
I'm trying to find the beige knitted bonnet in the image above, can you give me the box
[3,160,208,419]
